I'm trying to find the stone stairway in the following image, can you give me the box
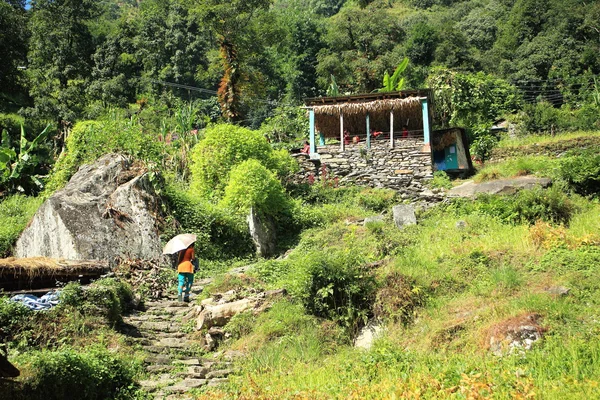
[121,281,237,399]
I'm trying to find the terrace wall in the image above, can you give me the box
[292,139,440,200]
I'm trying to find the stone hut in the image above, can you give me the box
[295,90,473,198]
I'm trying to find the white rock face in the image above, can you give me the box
[15,154,163,262]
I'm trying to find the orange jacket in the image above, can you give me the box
[177,246,195,273]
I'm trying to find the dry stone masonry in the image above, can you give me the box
[293,139,436,201]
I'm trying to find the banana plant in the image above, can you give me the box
[0,124,51,194]
[327,74,340,97]
[377,57,409,93]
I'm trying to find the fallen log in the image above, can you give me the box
[0,257,109,292]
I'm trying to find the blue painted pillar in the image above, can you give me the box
[309,108,316,156]
[366,113,371,149]
[421,98,431,144]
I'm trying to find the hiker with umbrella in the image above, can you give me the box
[163,234,198,302]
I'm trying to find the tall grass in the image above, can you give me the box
[496,130,600,149]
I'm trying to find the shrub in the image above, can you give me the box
[220,159,291,216]
[0,194,43,257]
[0,297,32,344]
[44,116,163,194]
[189,123,296,197]
[356,188,399,211]
[448,186,576,225]
[373,272,425,324]
[296,249,377,333]
[163,185,253,260]
[558,147,600,196]
[6,346,143,400]
[429,170,453,189]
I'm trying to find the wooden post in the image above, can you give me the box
[340,112,344,151]
[309,108,316,156]
[390,110,394,149]
[421,98,431,144]
[366,113,371,149]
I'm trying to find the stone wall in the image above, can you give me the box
[293,139,438,200]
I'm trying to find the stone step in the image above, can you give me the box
[145,301,191,308]
[172,358,203,366]
[207,378,229,387]
[146,364,175,374]
[164,379,208,393]
[206,369,233,379]
[144,355,172,365]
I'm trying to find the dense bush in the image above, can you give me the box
[189,124,297,197]
[221,159,291,216]
[0,194,43,257]
[558,147,600,196]
[295,249,377,333]
[164,185,253,260]
[514,102,600,135]
[44,116,164,194]
[446,186,576,225]
[2,347,143,400]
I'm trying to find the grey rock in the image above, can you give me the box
[455,220,467,229]
[207,378,229,387]
[247,207,276,257]
[15,154,163,261]
[449,177,552,198]
[392,204,417,229]
[545,286,570,296]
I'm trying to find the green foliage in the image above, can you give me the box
[221,159,291,216]
[0,297,32,344]
[296,249,377,333]
[474,156,558,182]
[190,123,296,197]
[373,272,425,324]
[429,170,453,189]
[377,57,409,93]
[427,68,521,130]
[44,115,164,194]
[470,131,499,163]
[0,125,52,195]
[163,184,254,260]
[7,346,143,400]
[558,147,600,196]
[448,186,577,226]
[355,188,398,212]
[260,105,309,148]
[0,194,43,257]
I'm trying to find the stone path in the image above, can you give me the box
[120,280,237,399]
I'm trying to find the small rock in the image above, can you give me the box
[392,204,417,229]
[207,378,229,387]
[544,286,570,296]
[363,215,385,226]
[455,220,467,229]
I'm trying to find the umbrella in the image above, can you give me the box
[162,233,197,255]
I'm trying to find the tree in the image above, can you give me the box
[0,0,29,108]
[191,0,272,122]
[26,0,98,126]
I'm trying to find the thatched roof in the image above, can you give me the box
[311,97,422,117]
[305,90,431,139]
[0,257,109,291]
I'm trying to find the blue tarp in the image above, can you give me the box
[10,291,61,311]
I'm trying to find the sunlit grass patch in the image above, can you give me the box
[474,155,559,182]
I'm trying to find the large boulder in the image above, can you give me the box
[392,204,417,229]
[15,154,163,262]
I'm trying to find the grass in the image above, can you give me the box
[196,173,600,399]
[496,130,600,149]
[473,155,559,182]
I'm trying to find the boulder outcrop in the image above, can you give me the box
[15,154,163,262]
